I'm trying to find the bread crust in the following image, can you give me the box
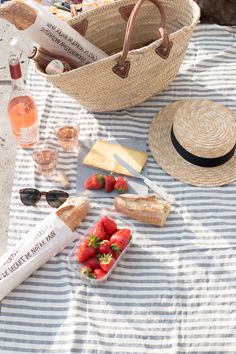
[56,197,90,231]
[114,194,171,227]
[0,0,37,30]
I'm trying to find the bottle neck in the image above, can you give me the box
[9,57,31,98]
[11,77,25,91]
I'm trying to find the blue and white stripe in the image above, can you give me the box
[1,23,236,353]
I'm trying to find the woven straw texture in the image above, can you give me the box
[37,0,200,112]
[148,99,236,187]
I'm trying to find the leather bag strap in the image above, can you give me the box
[113,0,172,78]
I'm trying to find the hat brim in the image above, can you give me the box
[148,100,236,187]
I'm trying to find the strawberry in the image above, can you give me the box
[100,216,117,236]
[114,176,128,193]
[110,228,131,253]
[84,174,104,190]
[98,240,113,254]
[88,221,108,241]
[80,265,95,278]
[93,268,107,279]
[76,235,100,263]
[104,175,116,193]
[99,253,116,272]
[112,251,120,260]
[83,254,99,270]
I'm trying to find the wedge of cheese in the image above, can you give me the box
[82,140,147,176]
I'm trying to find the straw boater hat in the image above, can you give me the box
[148,99,236,187]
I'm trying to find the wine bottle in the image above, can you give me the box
[8,56,39,148]
[0,0,108,68]
[11,36,72,72]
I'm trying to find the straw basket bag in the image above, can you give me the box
[37,0,200,112]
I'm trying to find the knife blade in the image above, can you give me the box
[113,154,175,204]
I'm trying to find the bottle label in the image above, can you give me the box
[20,122,39,144]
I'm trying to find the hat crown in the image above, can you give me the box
[173,100,236,158]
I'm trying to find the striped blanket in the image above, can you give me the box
[1,23,236,353]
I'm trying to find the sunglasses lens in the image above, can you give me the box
[19,188,41,206]
[46,190,69,208]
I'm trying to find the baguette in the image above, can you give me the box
[0,197,90,301]
[56,197,90,231]
[0,0,37,30]
[114,194,171,227]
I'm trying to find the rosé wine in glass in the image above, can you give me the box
[55,122,79,152]
[33,143,57,175]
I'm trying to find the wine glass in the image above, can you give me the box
[55,119,80,153]
[32,141,58,175]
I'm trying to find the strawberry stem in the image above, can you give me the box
[100,253,113,264]
[80,266,95,278]
[111,244,121,253]
[88,235,100,248]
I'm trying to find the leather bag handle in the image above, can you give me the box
[113,0,172,79]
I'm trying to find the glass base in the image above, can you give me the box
[18,138,39,149]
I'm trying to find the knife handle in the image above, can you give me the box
[143,177,175,204]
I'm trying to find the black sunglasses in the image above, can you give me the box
[19,188,69,208]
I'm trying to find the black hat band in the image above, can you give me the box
[171,126,236,168]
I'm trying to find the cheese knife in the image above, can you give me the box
[113,154,175,204]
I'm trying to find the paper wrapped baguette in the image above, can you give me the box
[114,194,171,227]
[0,0,107,68]
[0,197,89,301]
